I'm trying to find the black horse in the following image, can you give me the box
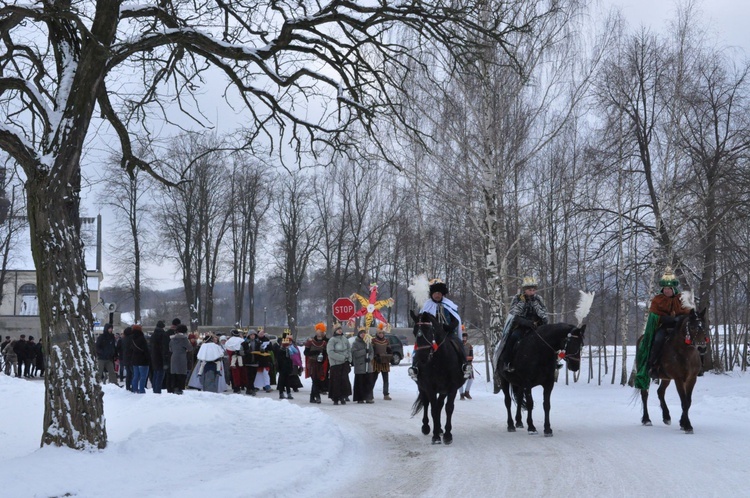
[636,308,708,434]
[410,310,465,444]
[494,323,586,437]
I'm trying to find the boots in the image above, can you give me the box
[460,392,465,400]
[310,394,317,404]
[383,394,392,401]
[408,366,419,382]
[286,391,294,400]
[279,391,286,399]
[464,391,472,400]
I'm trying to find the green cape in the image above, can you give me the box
[635,312,661,390]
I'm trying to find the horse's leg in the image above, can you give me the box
[431,393,445,444]
[640,388,652,426]
[525,388,537,435]
[513,385,524,429]
[675,377,696,433]
[443,390,457,445]
[657,379,672,425]
[542,382,553,437]
[420,390,430,435]
[502,381,515,432]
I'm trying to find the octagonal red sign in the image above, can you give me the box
[332,297,355,321]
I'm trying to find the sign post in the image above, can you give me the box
[332,297,355,322]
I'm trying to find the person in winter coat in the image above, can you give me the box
[149,321,170,393]
[252,332,274,393]
[95,323,118,384]
[34,340,44,378]
[13,335,27,378]
[3,338,18,377]
[646,266,692,378]
[225,330,248,393]
[25,336,36,377]
[164,318,180,393]
[370,327,392,400]
[500,276,548,373]
[0,335,9,372]
[169,324,193,395]
[304,323,329,404]
[196,333,225,393]
[274,332,298,400]
[241,330,259,395]
[121,327,134,391]
[130,325,150,393]
[326,324,352,405]
[351,328,374,404]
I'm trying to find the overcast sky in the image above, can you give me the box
[68,0,749,293]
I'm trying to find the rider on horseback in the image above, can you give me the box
[647,266,691,378]
[408,278,472,381]
[501,276,549,373]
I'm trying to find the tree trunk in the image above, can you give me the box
[28,179,106,449]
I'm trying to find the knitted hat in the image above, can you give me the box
[429,278,448,295]
[314,322,327,334]
[658,266,679,289]
[521,276,539,289]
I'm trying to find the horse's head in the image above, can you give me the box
[684,308,709,355]
[410,311,449,348]
[561,324,586,372]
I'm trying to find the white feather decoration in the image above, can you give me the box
[680,290,696,310]
[408,274,430,309]
[575,290,595,326]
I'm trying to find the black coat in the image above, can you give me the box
[130,331,150,366]
[150,327,170,369]
[96,331,117,360]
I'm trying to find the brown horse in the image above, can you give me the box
[636,308,708,434]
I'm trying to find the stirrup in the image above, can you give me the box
[408,366,419,382]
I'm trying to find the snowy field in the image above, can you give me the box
[1,352,748,498]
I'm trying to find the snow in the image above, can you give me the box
[1,352,748,497]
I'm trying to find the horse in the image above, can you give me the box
[635,308,708,434]
[409,310,466,444]
[493,323,586,437]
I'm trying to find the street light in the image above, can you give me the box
[263,306,267,330]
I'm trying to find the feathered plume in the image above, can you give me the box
[575,290,595,327]
[408,274,430,309]
[680,290,696,310]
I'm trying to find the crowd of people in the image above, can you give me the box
[1,334,44,378]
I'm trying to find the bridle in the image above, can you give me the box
[683,312,709,355]
[535,327,584,364]
[413,320,448,359]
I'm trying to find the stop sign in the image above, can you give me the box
[332,297,355,321]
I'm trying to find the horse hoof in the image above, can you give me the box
[421,425,430,435]
[663,419,671,426]
[515,422,524,429]
[642,421,652,427]
[443,434,453,445]
[683,428,694,434]
[528,430,538,435]
[544,431,553,437]
[432,436,442,444]
[507,426,516,433]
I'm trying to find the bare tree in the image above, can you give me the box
[97,159,153,322]
[274,173,319,338]
[228,155,272,326]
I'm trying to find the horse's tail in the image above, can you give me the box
[411,391,424,417]
[510,385,528,412]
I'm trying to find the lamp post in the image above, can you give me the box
[263,306,267,330]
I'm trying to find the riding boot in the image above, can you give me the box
[648,328,666,378]
[464,391,472,400]
[501,332,519,372]
[408,366,419,381]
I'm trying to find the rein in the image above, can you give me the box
[533,328,582,361]
[414,321,448,356]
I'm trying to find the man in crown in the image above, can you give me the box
[645,266,692,379]
[500,276,549,373]
[408,279,472,381]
